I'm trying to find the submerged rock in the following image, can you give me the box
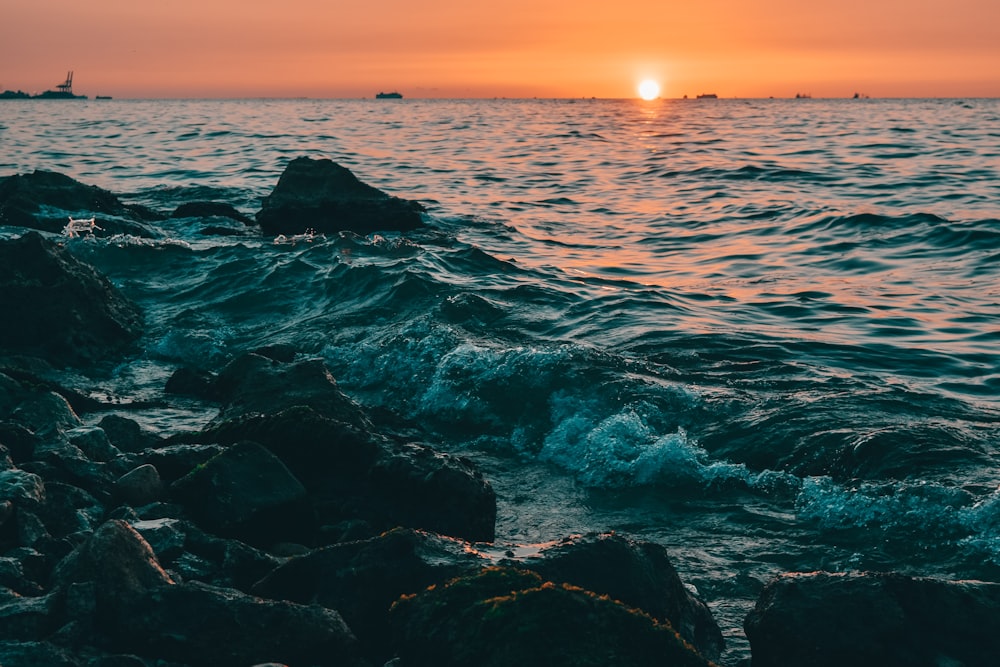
[170,201,253,225]
[389,567,715,667]
[0,233,143,366]
[744,570,1000,667]
[0,170,163,236]
[256,157,425,236]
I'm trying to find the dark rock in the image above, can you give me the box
[368,441,496,543]
[389,566,714,667]
[53,519,367,666]
[114,464,163,506]
[122,580,368,667]
[129,518,186,562]
[97,415,160,453]
[0,422,39,464]
[0,640,82,667]
[66,426,120,463]
[255,157,425,236]
[52,519,174,605]
[210,352,372,428]
[170,440,311,546]
[137,443,224,483]
[744,570,1000,667]
[515,532,724,660]
[170,201,253,225]
[11,391,81,436]
[0,233,143,366]
[0,170,164,235]
[164,367,217,400]
[0,591,56,640]
[254,527,487,660]
[0,468,46,508]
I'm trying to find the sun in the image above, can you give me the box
[638,79,660,100]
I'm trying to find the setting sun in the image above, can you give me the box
[638,79,660,100]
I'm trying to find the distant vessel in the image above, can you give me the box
[696,93,718,99]
[376,91,403,99]
[96,95,113,100]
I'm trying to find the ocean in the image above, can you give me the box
[2,97,998,663]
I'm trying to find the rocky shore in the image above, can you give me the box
[0,159,997,666]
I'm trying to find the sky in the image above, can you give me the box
[2,0,998,99]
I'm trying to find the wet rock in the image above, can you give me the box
[0,170,163,235]
[66,426,120,463]
[164,366,216,400]
[368,440,496,543]
[515,532,724,660]
[114,464,163,506]
[744,570,1000,667]
[0,592,57,641]
[389,566,714,667]
[0,469,46,508]
[129,517,185,562]
[53,520,367,666]
[170,440,311,546]
[0,422,38,464]
[123,580,368,667]
[0,640,81,667]
[0,233,143,366]
[11,391,81,436]
[254,527,487,660]
[97,415,161,453]
[256,157,425,236]
[210,352,372,428]
[170,201,253,225]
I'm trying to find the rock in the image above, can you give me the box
[515,532,724,660]
[170,440,311,546]
[121,580,368,667]
[744,570,1000,667]
[389,566,714,667]
[0,592,56,640]
[66,426,120,462]
[0,170,163,235]
[0,640,82,667]
[0,422,39,464]
[367,440,496,543]
[255,157,425,236]
[0,469,46,508]
[52,520,367,666]
[210,352,372,428]
[114,464,163,506]
[170,201,253,225]
[11,391,81,436]
[254,527,488,661]
[52,519,174,605]
[97,415,160,453]
[164,366,216,400]
[0,233,143,366]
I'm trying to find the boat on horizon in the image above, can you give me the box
[696,93,718,99]
[376,91,403,99]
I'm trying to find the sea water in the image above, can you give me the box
[2,97,998,663]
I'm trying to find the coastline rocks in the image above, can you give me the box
[0,170,163,237]
[52,520,368,666]
[744,570,1000,667]
[515,532,724,660]
[389,566,714,667]
[256,157,425,236]
[0,233,143,366]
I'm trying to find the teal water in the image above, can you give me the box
[2,98,999,663]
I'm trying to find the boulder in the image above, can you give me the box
[0,170,163,236]
[744,570,1000,667]
[170,440,312,546]
[209,352,373,428]
[254,527,488,660]
[255,157,425,236]
[53,520,368,666]
[0,640,81,667]
[515,532,724,660]
[114,464,163,506]
[0,233,143,366]
[389,566,715,667]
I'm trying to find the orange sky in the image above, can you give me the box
[2,0,998,98]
